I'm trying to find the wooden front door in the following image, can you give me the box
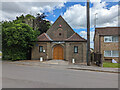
[53,45,64,60]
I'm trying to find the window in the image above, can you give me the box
[112,51,119,57]
[104,36,118,42]
[104,50,119,57]
[74,46,78,53]
[112,36,118,42]
[104,36,112,42]
[39,46,43,52]
[104,51,111,57]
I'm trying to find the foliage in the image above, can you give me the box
[25,14,35,19]
[2,13,51,60]
[35,13,51,34]
[103,62,120,68]
[0,53,2,56]
[2,20,40,60]
[14,14,35,24]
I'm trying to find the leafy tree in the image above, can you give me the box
[2,13,51,60]
[14,14,35,25]
[13,13,51,34]
[2,21,40,60]
[35,13,51,34]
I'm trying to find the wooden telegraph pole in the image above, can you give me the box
[87,0,91,66]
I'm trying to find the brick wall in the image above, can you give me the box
[31,42,48,60]
[100,36,119,62]
[94,32,100,53]
[31,41,87,64]
[46,16,74,41]
[66,42,86,63]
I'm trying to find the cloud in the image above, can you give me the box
[63,1,119,29]
[79,30,95,42]
[50,21,54,24]
[79,30,95,48]
[1,1,67,21]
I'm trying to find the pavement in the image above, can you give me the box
[4,60,120,73]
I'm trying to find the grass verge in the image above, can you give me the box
[0,53,2,56]
[103,62,120,68]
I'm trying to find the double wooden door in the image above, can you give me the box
[53,45,64,60]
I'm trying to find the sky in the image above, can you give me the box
[0,0,119,48]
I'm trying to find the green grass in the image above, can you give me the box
[0,53,2,56]
[103,62,120,68]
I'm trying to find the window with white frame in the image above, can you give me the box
[39,46,43,52]
[104,36,112,42]
[112,51,119,57]
[74,46,78,53]
[104,36,118,42]
[104,51,111,57]
[112,36,118,42]
[104,50,119,57]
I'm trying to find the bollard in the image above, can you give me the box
[40,57,43,62]
[72,59,75,64]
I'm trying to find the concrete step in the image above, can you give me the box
[42,60,69,65]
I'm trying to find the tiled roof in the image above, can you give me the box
[65,33,87,41]
[37,33,86,42]
[37,33,53,41]
[95,27,120,35]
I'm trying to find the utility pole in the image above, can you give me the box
[87,0,91,66]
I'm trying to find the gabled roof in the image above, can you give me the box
[95,27,120,36]
[51,15,75,33]
[37,33,53,41]
[46,15,75,37]
[37,15,86,42]
[65,33,87,41]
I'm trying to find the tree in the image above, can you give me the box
[13,13,51,34]
[2,21,40,60]
[35,13,51,34]
[2,13,51,60]
[14,14,35,26]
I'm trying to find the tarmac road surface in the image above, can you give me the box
[2,62,118,88]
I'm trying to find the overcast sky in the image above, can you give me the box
[0,0,119,48]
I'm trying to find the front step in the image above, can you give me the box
[42,60,69,65]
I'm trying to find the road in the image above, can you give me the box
[2,62,118,88]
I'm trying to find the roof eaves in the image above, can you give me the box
[45,33,53,41]
[75,33,87,41]
[66,33,76,40]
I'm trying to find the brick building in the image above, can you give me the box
[94,27,120,62]
[31,16,87,63]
